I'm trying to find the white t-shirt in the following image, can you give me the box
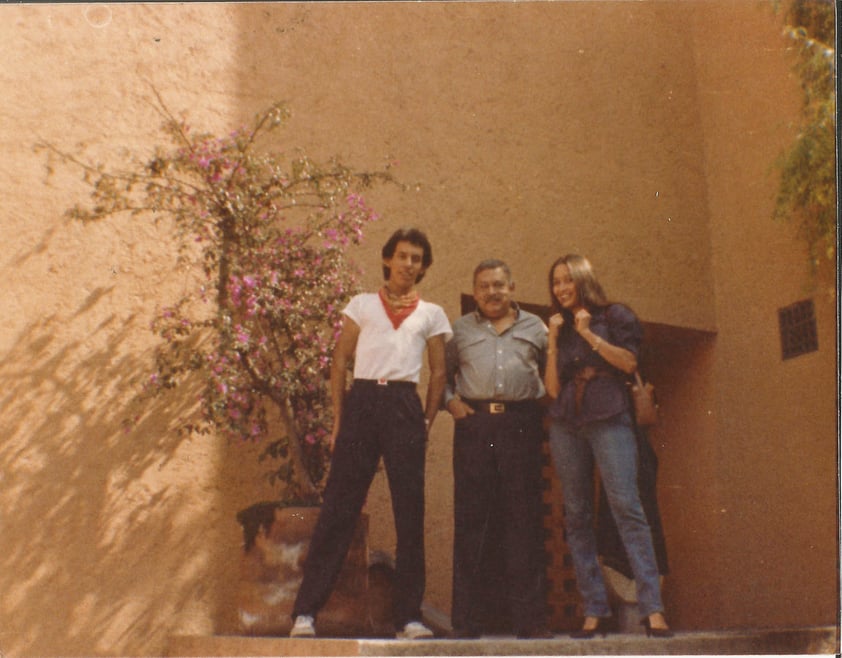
[343,292,452,383]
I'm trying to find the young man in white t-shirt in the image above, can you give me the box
[291,227,452,640]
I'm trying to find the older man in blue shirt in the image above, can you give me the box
[445,259,552,640]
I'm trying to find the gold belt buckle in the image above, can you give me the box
[489,402,505,414]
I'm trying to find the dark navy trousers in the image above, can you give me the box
[292,379,427,628]
[451,402,548,634]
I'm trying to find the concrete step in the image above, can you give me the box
[167,626,837,656]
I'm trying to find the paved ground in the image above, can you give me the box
[168,626,838,656]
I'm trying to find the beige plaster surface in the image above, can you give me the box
[689,2,839,628]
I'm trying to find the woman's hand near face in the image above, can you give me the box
[574,308,592,335]
[548,313,565,337]
[544,314,563,399]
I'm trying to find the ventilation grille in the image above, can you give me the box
[779,299,818,360]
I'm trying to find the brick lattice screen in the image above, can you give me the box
[540,437,582,631]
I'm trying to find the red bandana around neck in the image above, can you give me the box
[379,286,420,329]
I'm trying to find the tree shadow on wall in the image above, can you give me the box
[0,289,231,657]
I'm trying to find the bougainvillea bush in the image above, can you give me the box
[42,94,393,502]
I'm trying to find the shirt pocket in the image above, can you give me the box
[511,326,543,350]
[457,334,492,366]
[510,331,544,367]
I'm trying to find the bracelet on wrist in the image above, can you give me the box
[592,337,602,352]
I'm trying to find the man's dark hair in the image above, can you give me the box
[473,259,513,285]
[381,227,433,283]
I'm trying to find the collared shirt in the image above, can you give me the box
[445,304,547,403]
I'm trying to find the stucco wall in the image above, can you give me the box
[0,2,836,656]
[689,0,838,629]
[231,2,718,330]
[1,6,270,657]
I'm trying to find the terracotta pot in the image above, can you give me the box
[234,503,392,637]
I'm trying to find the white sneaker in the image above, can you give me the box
[398,621,434,640]
[289,615,315,638]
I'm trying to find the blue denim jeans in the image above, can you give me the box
[548,412,664,618]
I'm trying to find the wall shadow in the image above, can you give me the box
[0,289,225,656]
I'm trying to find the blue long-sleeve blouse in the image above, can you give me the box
[548,303,642,427]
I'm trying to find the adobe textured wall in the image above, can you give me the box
[0,2,836,656]
[230,2,718,330]
[1,5,273,657]
[689,1,838,630]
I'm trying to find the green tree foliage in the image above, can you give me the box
[773,0,837,268]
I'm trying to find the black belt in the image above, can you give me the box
[462,398,537,414]
[354,378,416,390]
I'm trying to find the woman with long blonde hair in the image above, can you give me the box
[544,254,672,639]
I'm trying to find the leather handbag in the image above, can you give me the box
[631,371,658,427]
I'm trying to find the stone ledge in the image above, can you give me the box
[167,626,838,656]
